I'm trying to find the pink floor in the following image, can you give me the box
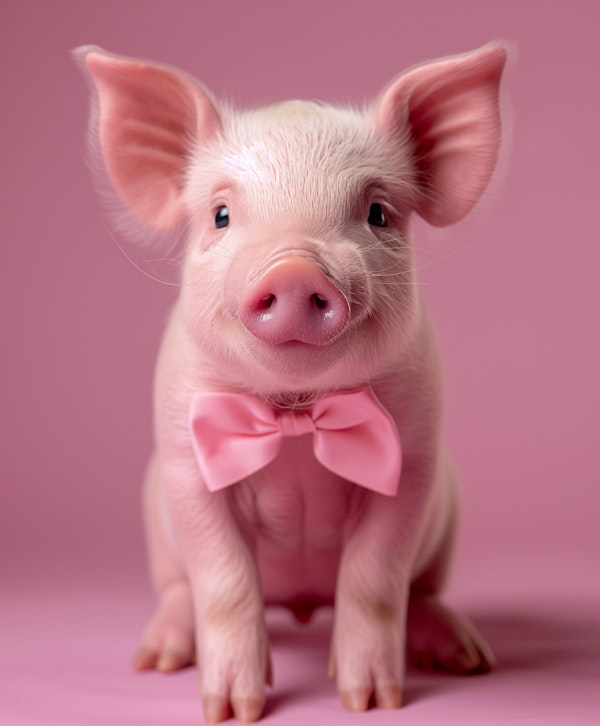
[3,555,599,726]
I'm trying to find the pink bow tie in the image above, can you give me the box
[188,388,401,496]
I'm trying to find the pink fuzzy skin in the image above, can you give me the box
[76,43,506,722]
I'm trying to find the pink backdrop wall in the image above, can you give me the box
[1,2,599,724]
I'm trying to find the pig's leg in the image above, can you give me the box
[164,463,271,724]
[133,453,195,673]
[329,488,420,712]
[406,513,495,674]
[329,463,493,711]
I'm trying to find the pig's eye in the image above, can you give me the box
[368,203,387,228]
[215,205,230,229]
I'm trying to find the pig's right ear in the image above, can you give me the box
[74,46,221,231]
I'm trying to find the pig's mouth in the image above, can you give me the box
[241,332,353,380]
[231,251,364,379]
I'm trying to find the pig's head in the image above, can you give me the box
[77,44,506,396]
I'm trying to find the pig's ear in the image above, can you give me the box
[74,46,221,231]
[376,43,507,227]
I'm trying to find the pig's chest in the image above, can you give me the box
[232,436,358,601]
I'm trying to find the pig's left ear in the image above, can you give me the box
[376,43,507,227]
[74,46,222,231]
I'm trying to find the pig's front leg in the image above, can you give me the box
[165,462,272,723]
[329,478,428,712]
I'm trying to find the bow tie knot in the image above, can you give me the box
[277,410,316,438]
[189,388,401,496]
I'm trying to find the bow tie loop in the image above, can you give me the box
[189,388,401,496]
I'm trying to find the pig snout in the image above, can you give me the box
[238,256,350,346]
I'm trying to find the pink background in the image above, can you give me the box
[2,1,599,724]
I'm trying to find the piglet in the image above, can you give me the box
[76,42,506,722]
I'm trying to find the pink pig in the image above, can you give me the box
[76,42,506,722]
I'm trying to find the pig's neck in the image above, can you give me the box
[185,348,355,412]
[177,342,322,411]
[263,390,325,412]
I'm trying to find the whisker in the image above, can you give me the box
[102,220,183,287]
[405,244,469,275]
[370,279,424,287]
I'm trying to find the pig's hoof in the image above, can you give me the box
[133,582,195,672]
[340,684,402,712]
[406,595,495,674]
[203,695,264,723]
[330,610,404,712]
[199,619,272,723]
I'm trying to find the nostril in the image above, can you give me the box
[257,293,276,311]
[311,292,328,310]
